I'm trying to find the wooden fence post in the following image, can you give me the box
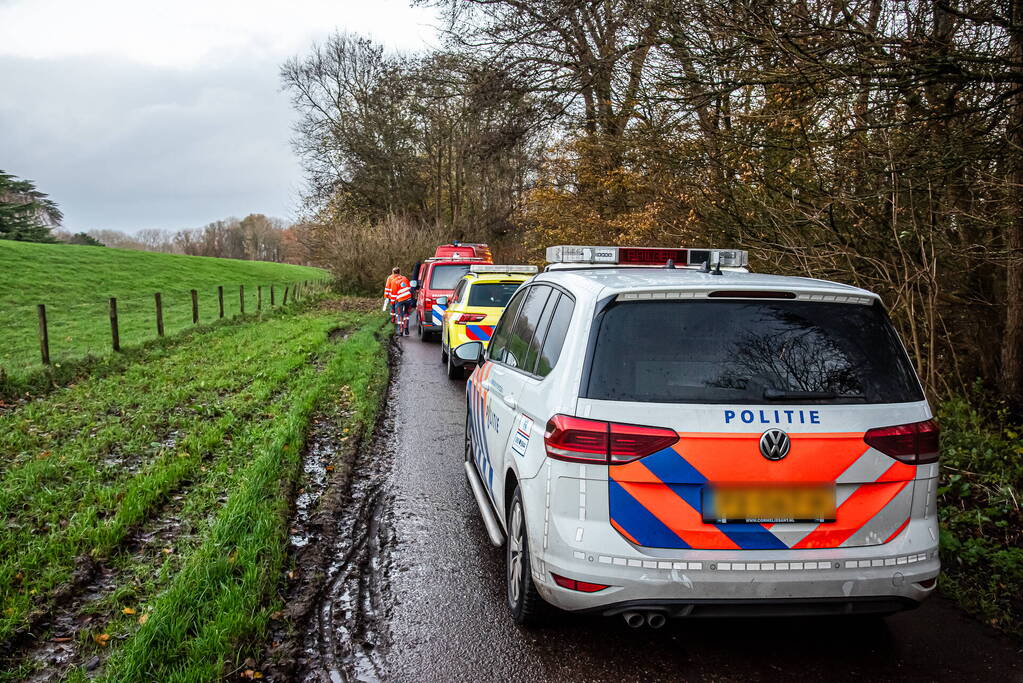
[37,304,50,365]
[191,289,198,324]
[283,286,289,305]
[257,285,262,311]
[239,285,245,315]
[154,293,164,337]
[218,286,224,318]
[271,285,276,306]
[110,298,120,351]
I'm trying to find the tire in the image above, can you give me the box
[441,341,448,364]
[416,312,425,340]
[507,486,546,626]
[447,346,464,379]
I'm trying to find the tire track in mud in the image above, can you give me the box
[306,450,395,683]
[0,481,193,681]
[268,343,400,683]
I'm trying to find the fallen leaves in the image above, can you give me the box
[241,658,264,679]
[93,633,111,647]
[122,607,136,615]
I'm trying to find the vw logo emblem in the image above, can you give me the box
[759,429,791,460]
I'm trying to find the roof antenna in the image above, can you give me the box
[701,260,711,273]
[711,252,723,276]
[664,258,676,269]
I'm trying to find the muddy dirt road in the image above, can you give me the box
[296,335,1023,683]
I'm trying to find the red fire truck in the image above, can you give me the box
[413,255,488,341]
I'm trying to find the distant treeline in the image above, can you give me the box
[2,170,311,266]
[67,214,311,265]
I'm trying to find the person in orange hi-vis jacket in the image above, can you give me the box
[383,267,401,315]
[385,267,413,335]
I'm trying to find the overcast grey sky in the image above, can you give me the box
[0,0,439,232]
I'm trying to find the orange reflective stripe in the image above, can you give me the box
[613,462,741,550]
[672,432,868,483]
[792,462,910,549]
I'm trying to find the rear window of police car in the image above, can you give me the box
[585,300,923,404]
[468,282,521,307]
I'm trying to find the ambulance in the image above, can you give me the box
[453,245,940,626]
[439,264,538,379]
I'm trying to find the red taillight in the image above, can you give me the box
[609,423,680,464]
[550,572,609,592]
[864,419,940,464]
[543,414,679,465]
[544,415,608,463]
[456,313,486,324]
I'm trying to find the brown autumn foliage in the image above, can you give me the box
[288,0,1023,407]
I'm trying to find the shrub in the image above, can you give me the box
[937,394,1023,635]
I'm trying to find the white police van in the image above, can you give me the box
[454,245,940,626]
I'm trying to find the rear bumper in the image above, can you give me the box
[519,465,940,613]
[585,596,919,618]
[418,317,441,330]
[534,549,939,613]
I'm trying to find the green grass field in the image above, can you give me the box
[0,240,326,379]
[0,297,389,680]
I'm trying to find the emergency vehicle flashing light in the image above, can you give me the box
[545,245,749,268]
[468,264,539,275]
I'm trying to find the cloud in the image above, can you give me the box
[0,0,438,67]
[1,54,304,230]
[0,0,439,231]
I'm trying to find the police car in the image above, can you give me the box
[440,265,538,380]
[453,245,940,626]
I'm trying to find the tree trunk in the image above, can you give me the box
[1003,0,1023,407]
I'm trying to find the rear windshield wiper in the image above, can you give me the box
[762,388,867,401]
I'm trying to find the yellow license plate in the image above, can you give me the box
[703,486,836,524]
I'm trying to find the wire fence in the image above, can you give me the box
[0,278,331,377]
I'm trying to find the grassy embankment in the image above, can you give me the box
[0,240,325,384]
[0,298,389,681]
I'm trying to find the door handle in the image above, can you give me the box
[502,394,517,410]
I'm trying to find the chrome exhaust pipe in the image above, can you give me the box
[646,612,666,629]
[622,611,645,628]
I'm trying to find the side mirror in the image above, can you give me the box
[410,280,418,288]
[436,296,449,306]
[453,341,483,366]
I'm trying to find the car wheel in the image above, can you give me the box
[416,312,425,340]
[447,346,463,379]
[507,486,545,626]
